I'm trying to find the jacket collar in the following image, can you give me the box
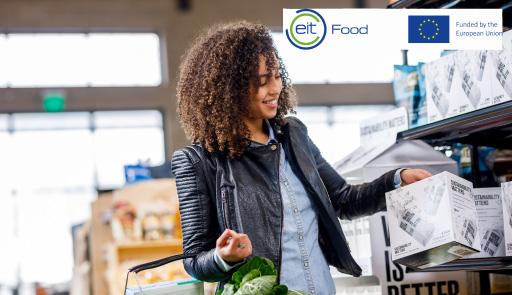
[269,118,286,139]
[265,119,277,144]
[248,118,287,147]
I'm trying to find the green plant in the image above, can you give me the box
[216,256,310,295]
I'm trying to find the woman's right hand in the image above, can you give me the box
[216,229,253,263]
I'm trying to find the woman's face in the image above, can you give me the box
[246,54,282,120]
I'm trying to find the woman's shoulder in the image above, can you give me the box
[282,116,309,135]
[172,143,208,165]
[171,144,212,178]
[283,116,306,127]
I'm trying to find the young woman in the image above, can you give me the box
[171,21,431,294]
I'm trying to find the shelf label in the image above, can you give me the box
[360,107,408,147]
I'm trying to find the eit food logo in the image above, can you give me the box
[286,8,327,50]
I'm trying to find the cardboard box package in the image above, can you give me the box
[425,30,512,124]
[467,188,505,258]
[385,171,480,269]
[502,181,512,256]
[454,51,485,110]
[424,53,462,122]
[489,30,512,101]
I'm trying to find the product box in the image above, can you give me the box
[501,181,512,256]
[455,50,493,109]
[424,53,465,123]
[385,171,480,269]
[425,30,512,123]
[488,30,512,103]
[466,187,505,258]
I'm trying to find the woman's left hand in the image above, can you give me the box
[400,169,433,186]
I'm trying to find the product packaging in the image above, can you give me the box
[385,171,480,269]
[424,30,512,123]
[392,65,423,128]
[501,181,512,256]
[467,188,505,258]
[424,53,462,122]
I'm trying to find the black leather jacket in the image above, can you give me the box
[171,117,397,283]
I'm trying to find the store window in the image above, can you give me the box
[0,33,161,87]
[0,114,8,131]
[0,132,16,286]
[93,110,165,188]
[0,110,165,286]
[272,32,403,83]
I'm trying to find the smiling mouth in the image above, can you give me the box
[262,98,278,105]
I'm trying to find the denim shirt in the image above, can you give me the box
[275,133,336,294]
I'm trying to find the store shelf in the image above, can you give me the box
[333,275,379,288]
[406,256,512,272]
[116,240,182,250]
[397,101,512,149]
[115,240,182,262]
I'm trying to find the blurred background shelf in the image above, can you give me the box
[407,256,512,272]
[397,101,512,149]
[115,240,182,262]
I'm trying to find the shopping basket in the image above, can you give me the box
[123,253,204,295]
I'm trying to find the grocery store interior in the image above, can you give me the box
[1,0,512,295]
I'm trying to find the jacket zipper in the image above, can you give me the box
[221,188,231,230]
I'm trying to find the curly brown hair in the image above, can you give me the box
[176,21,296,158]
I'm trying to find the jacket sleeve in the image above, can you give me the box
[171,149,231,282]
[295,118,398,220]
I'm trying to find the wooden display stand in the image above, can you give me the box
[90,179,184,295]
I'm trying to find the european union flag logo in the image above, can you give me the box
[408,15,449,43]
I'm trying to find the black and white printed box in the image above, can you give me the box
[502,181,512,256]
[424,53,460,122]
[467,187,505,258]
[385,171,480,269]
[425,30,512,124]
[490,29,512,103]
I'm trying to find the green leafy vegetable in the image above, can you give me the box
[221,283,236,295]
[230,256,275,290]
[219,256,310,295]
[235,275,276,295]
[240,269,261,288]
[270,284,288,295]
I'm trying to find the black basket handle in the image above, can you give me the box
[123,253,197,295]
